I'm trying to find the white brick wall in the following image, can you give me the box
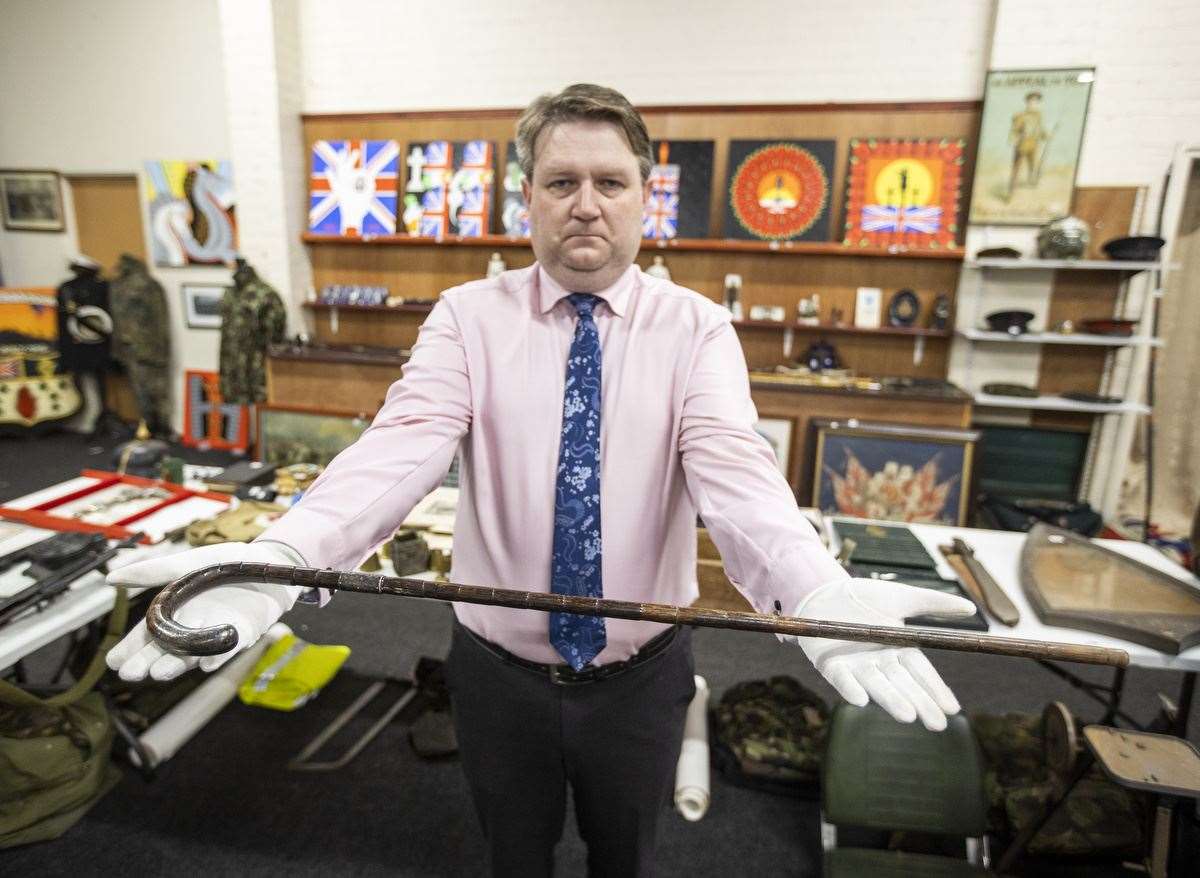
[991,0,1200,215]
[298,0,995,112]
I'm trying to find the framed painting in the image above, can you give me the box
[723,140,836,242]
[0,170,65,232]
[257,404,372,467]
[810,420,980,525]
[308,139,400,237]
[842,138,966,250]
[182,283,225,329]
[500,142,530,238]
[968,68,1094,225]
[643,140,714,240]
[754,415,796,478]
[143,160,236,266]
[403,140,495,239]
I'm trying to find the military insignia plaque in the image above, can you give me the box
[723,140,835,242]
[643,140,714,240]
[842,138,965,250]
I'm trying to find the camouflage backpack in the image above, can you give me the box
[711,675,830,794]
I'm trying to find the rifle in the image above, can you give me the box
[145,563,1130,668]
[0,534,143,627]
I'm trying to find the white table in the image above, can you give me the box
[827,516,1200,734]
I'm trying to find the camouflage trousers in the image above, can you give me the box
[127,358,171,436]
[970,711,1146,858]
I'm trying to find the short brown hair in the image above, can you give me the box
[515,83,653,183]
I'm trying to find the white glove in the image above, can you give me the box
[780,577,975,731]
[106,541,305,682]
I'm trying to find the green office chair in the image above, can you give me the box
[821,703,991,876]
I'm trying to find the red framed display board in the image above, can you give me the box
[182,369,250,452]
[0,470,232,543]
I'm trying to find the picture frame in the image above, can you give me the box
[257,404,373,468]
[182,283,226,330]
[809,420,980,526]
[968,67,1095,226]
[0,170,65,232]
[754,415,796,478]
[854,287,882,329]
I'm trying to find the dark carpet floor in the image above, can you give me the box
[2,430,1195,875]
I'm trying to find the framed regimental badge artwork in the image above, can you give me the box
[308,140,400,237]
[968,68,1094,225]
[723,140,836,242]
[403,140,496,239]
[810,420,980,526]
[842,139,966,250]
[182,283,226,330]
[643,140,714,240]
[0,170,65,232]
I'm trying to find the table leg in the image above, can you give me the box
[1102,666,1127,725]
[1173,672,1195,739]
[1036,660,1141,728]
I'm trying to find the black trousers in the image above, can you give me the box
[445,619,696,878]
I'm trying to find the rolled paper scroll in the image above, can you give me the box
[674,675,711,821]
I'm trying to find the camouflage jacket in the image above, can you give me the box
[109,255,170,368]
[218,276,286,405]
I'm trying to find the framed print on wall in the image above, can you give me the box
[257,404,372,468]
[182,283,226,329]
[0,170,65,232]
[809,420,980,526]
[968,68,1094,225]
[723,140,836,242]
[754,415,796,478]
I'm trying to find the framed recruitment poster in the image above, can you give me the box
[723,140,836,242]
[968,68,1094,225]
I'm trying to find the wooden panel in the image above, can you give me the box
[749,385,971,497]
[1071,186,1143,259]
[303,102,977,381]
[266,356,398,414]
[67,175,145,273]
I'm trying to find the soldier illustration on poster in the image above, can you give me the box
[968,68,1094,225]
[643,140,713,240]
[723,140,836,242]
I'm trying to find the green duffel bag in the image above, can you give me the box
[0,587,128,848]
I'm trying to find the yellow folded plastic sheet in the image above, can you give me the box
[237,634,350,711]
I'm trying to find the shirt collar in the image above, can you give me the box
[535,263,636,318]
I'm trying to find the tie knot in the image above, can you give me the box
[567,293,600,318]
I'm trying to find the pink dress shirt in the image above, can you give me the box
[258,263,847,665]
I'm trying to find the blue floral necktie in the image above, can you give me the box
[549,293,606,670]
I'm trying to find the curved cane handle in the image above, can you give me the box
[145,562,246,656]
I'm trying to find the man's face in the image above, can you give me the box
[522,119,648,293]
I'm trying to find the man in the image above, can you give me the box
[107,84,972,876]
[1007,91,1048,200]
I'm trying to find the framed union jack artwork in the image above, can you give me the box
[500,143,530,238]
[723,140,835,242]
[404,140,496,239]
[842,138,966,250]
[308,140,400,237]
[643,140,713,240]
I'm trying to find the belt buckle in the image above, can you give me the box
[548,663,598,686]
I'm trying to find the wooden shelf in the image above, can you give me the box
[734,320,951,338]
[302,232,965,260]
[303,301,434,313]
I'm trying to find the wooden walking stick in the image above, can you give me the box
[145,563,1130,668]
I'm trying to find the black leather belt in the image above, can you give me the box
[461,622,679,686]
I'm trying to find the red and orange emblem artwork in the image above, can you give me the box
[726,143,833,241]
[842,138,965,250]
